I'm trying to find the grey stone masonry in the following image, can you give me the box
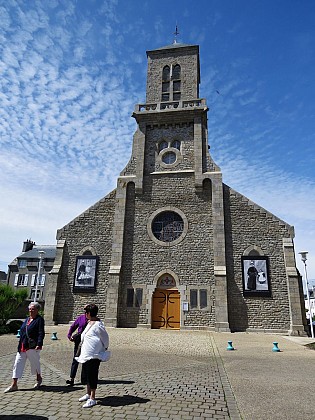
[49,41,306,335]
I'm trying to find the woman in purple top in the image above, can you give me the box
[66,305,88,386]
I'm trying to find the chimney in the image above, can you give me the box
[22,239,35,253]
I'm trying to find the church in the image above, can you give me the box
[45,41,306,335]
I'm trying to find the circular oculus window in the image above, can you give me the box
[162,151,176,165]
[152,211,184,243]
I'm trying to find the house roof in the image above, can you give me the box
[8,245,57,266]
[18,245,56,260]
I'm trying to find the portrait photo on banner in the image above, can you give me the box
[241,256,271,297]
[73,255,98,292]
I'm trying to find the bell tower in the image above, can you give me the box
[107,43,229,331]
[129,42,221,194]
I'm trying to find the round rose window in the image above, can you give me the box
[152,211,184,242]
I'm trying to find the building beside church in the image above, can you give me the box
[7,239,56,308]
[45,42,306,335]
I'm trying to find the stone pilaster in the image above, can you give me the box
[194,115,203,189]
[134,123,146,194]
[212,173,230,332]
[283,238,307,336]
[44,239,65,325]
[105,179,128,326]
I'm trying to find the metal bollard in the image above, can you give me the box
[272,342,280,352]
[227,341,234,351]
[51,332,58,340]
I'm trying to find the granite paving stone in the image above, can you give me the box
[0,325,239,419]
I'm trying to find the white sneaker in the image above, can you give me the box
[79,393,90,402]
[82,398,97,408]
[4,385,18,393]
[33,379,42,389]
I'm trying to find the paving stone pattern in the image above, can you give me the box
[0,326,240,419]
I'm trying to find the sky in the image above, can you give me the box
[0,0,315,284]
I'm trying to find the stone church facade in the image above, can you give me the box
[45,42,306,335]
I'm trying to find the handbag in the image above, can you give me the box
[72,333,81,344]
[75,322,93,358]
[28,338,37,349]
[25,323,37,349]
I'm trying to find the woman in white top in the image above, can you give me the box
[75,303,110,408]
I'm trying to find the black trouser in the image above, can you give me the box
[81,359,101,390]
[70,339,87,383]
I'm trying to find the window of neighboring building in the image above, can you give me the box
[14,274,28,287]
[18,259,27,268]
[30,289,41,300]
[31,274,46,287]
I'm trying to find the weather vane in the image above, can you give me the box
[173,24,179,44]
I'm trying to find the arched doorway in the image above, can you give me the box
[152,274,180,329]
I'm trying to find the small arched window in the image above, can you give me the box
[172,64,181,100]
[171,140,181,150]
[172,64,181,80]
[83,250,93,256]
[248,249,260,257]
[159,141,168,152]
[162,66,170,81]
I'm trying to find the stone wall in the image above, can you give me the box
[146,46,199,103]
[224,185,292,331]
[55,191,116,323]
[118,173,216,328]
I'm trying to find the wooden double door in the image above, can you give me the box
[152,289,180,329]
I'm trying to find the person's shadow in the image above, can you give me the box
[98,379,135,385]
[97,395,150,407]
[17,385,83,393]
[0,416,48,419]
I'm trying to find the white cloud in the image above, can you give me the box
[0,0,314,288]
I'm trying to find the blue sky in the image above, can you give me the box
[0,0,315,282]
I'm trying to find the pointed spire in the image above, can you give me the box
[173,24,179,44]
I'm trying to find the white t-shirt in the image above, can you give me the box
[75,320,110,363]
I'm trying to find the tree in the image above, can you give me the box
[0,284,28,326]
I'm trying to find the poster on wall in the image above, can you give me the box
[73,256,98,292]
[241,256,271,297]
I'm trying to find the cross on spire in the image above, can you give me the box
[173,24,179,44]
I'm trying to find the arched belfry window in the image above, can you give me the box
[172,64,181,79]
[161,64,181,102]
[162,66,170,81]
[172,64,181,100]
[162,66,170,101]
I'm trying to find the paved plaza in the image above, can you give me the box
[0,326,314,419]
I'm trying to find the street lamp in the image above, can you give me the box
[299,251,314,339]
[34,251,45,303]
